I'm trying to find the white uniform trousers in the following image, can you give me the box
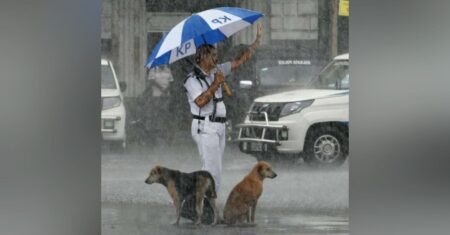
[191,117,226,193]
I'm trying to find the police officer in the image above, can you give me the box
[184,24,262,193]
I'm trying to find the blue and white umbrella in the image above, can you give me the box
[145,7,263,69]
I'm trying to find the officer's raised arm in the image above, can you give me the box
[231,23,262,71]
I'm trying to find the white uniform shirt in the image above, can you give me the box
[184,62,232,117]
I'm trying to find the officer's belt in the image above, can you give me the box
[192,115,227,123]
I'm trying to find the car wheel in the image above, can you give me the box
[109,141,126,153]
[305,126,348,166]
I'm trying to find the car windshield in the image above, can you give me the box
[308,60,349,90]
[101,64,117,89]
[257,61,319,87]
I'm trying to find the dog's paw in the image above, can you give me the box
[211,216,223,226]
[194,219,203,226]
[171,221,180,226]
[211,219,218,226]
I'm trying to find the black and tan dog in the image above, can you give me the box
[145,166,218,225]
[223,161,277,225]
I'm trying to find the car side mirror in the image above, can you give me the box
[119,81,127,92]
[239,80,253,89]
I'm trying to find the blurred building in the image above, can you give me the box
[101,0,348,98]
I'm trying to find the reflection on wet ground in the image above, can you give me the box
[102,203,348,235]
[102,142,348,234]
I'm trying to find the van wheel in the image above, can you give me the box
[305,126,347,166]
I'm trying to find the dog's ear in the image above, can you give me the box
[155,166,161,174]
[257,164,264,175]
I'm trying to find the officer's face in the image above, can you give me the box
[207,48,218,67]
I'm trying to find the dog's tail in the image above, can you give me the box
[203,172,217,199]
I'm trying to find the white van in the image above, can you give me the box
[101,59,127,150]
[236,53,349,165]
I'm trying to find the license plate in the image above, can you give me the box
[250,142,263,152]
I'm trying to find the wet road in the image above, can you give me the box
[102,138,348,234]
[102,203,347,235]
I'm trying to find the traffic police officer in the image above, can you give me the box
[184,24,262,192]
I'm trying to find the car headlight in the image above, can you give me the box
[102,96,122,110]
[279,100,314,117]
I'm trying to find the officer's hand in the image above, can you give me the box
[256,23,262,41]
[214,70,225,85]
[250,23,262,50]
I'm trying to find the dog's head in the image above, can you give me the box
[145,166,163,184]
[256,161,277,179]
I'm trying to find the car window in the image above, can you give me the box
[102,65,117,89]
[256,60,320,88]
[309,60,349,90]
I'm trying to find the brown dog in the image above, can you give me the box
[145,166,218,225]
[223,161,277,225]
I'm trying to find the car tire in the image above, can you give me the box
[109,140,126,153]
[304,126,348,166]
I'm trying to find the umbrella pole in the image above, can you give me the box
[201,34,233,97]
[187,56,233,97]
[221,79,233,97]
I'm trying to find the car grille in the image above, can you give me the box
[240,126,279,140]
[249,102,284,121]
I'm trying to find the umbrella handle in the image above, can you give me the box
[222,81,233,97]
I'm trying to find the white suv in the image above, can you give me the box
[236,53,349,165]
[101,59,127,150]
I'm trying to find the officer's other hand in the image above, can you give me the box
[256,23,262,41]
[251,23,262,49]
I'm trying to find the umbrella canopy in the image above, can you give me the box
[145,7,263,69]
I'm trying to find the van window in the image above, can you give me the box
[101,65,117,89]
[309,60,349,90]
[256,60,320,88]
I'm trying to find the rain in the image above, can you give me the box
[101,0,349,234]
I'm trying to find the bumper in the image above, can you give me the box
[235,113,309,154]
[101,106,126,141]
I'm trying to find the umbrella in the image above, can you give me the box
[145,7,263,69]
